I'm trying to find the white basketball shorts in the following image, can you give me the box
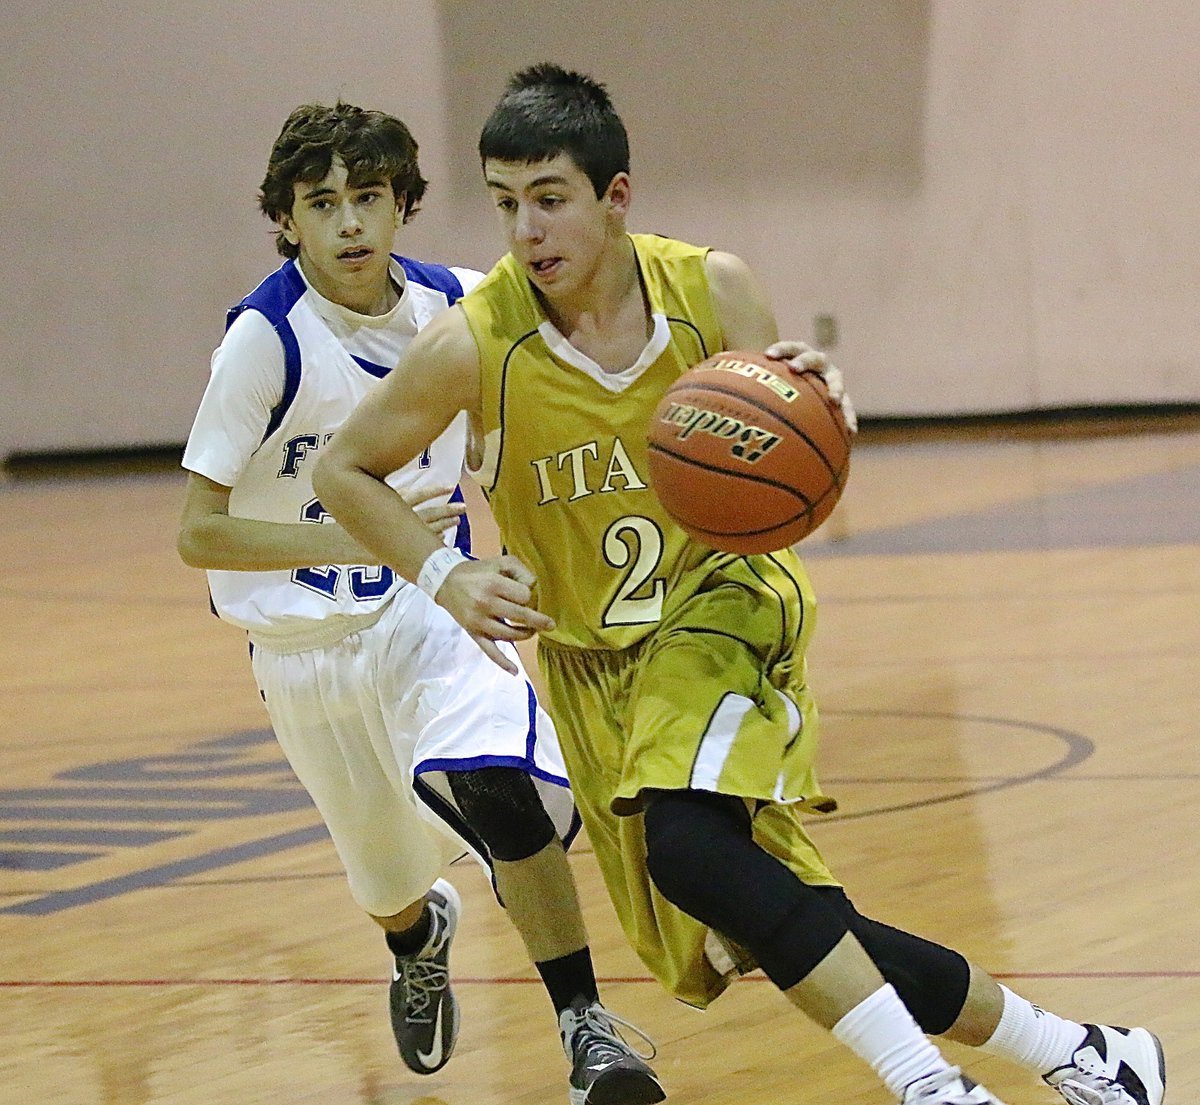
[249,585,576,917]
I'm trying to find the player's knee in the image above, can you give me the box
[446,766,557,862]
[642,809,697,907]
[862,921,969,1034]
[815,887,970,1034]
[645,790,852,990]
[643,789,751,917]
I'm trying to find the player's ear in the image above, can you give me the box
[394,191,407,224]
[278,214,300,248]
[604,173,631,217]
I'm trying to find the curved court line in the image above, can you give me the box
[814,709,1094,824]
[0,711,1094,914]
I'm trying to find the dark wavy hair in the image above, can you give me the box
[259,102,429,258]
[478,63,630,199]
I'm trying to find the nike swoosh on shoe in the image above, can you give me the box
[416,998,445,1068]
[586,1060,620,1075]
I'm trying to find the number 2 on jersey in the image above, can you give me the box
[291,498,394,600]
[602,515,665,626]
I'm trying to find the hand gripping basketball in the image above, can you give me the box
[765,340,858,434]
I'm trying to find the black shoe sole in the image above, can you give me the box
[585,1068,667,1105]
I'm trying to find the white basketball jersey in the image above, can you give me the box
[183,255,483,647]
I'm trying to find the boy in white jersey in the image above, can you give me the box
[178,101,662,1105]
[314,68,1166,1105]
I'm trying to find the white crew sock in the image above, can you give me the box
[979,985,1088,1076]
[832,983,955,1099]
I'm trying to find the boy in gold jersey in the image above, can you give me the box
[315,65,1165,1105]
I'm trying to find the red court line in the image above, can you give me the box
[1,971,1197,988]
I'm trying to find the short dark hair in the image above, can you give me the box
[259,101,429,258]
[478,63,630,199]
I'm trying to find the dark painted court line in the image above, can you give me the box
[0,825,329,916]
[809,710,1093,823]
[0,711,1112,913]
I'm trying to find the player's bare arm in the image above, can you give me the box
[705,249,857,431]
[313,307,477,579]
[177,471,380,570]
[178,472,464,571]
[314,307,553,675]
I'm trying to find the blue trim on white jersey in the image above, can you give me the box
[412,755,570,789]
[350,354,391,379]
[412,757,581,859]
[225,255,463,450]
[523,682,539,761]
[394,255,465,304]
[348,258,466,381]
[562,807,583,852]
[226,259,307,444]
[411,678,562,784]
[227,258,307,332]
[450,484,472,555]
[260,324,302,443]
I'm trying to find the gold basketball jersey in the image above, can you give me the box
[462,234,743,650]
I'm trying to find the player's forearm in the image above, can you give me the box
[177,513,377,572]
[313,455,443,584]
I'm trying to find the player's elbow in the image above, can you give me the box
[312,445,356,514]
[310,452,338,511]
[176,521,207,568]
[176,515,221,569]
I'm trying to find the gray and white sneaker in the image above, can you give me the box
[388,878,461,1075]
[902,1067,1008,1105]
[559,999,666,1105]
[1044,1024,1166,1105]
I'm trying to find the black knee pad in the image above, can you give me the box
[446,766,557,862]
[643,790,849,990]
[643,787,744,897]
[813,887,971,1034]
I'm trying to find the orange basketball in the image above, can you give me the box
[646,350,852,554]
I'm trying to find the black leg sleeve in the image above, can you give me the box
[643,789,851,991]
[813,886,971,1035]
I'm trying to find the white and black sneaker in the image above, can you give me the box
[559,999,666,1105]
[1044,1024,1166,1105]
[389,878,461,1075]
[902,1067,1008,1105]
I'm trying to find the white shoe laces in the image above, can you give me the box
[1057,1077,1127,1105]
[569,1004,658,1063]
[904,1066,991,1104]
[395,957,448,1023]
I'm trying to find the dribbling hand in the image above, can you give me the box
[765,340,858,434]
[437,556,555,675]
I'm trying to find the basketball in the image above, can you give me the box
[646,350,852,554]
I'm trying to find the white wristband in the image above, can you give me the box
[416,546,468,601]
